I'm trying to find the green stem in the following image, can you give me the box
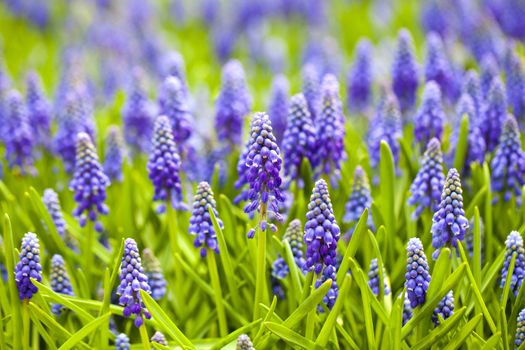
[167,203,180,262]
[253,203,268,321]
[23,300,30,350]
[84,221,94,291]
[139,324,150,350]
[207,251,228,336]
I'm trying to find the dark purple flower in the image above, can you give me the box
[343,166,374,234]
[505,51,525,122]
[50,254,74,315]
[142,248,166,301]
[147,115,184,213]
[392,29,418,113]
[236,334,255,350]
[481,77,507,152]
[516,308,525,348]
[480,54,499,98]
[117,238,152,328]
[501,231,525,297]
[303,179,341,309]
[158,76,193,148]
[347,39,372,113]
[414,81,445,145]
[491,114,525,206]
[432,291,454,326]
[15,232,42,300]
[103,126,127,183]
[408,138,445,219]
[404,237,431,308]
[301,63,321,121]
[431,168,469,259]
[160,51,189,96]
[115,333,130,350]
[368,258,390,296]
[424,33,454,103]
[25,71,51,149]
[189,181,221,257]
[267,75,290,144]
[151,331,168,345]
[69,133,110,232]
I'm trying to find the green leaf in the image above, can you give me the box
[210,318,262,350]
[3,214,21,350]
[379,141,396,239]
[264,322,317,349]
[410,307,468,350]
[442,314,484,350]
[427,248,452,301]
[300,158,314,200]
[57,313,111,350]
[452,114,469,171]
[481,333,501,350]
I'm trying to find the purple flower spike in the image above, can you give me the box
[501,231,525,297]
[271,255,288,299]
[115,333,130,350]
[142,248,166,301]
[158,76,193,148]
[482,78,507,152]
[432,291,454,326]
[151,331,168,345]
[392,29,418,113]
[15,232,42,300]
[117,238,152,328]
[284,219,306,269]
[43,188,67,238]
[516,309,525,348]
[243,112,284,235]
[214,60,252,146]
[347,39,372,113]
[491,115,525,206]
[50,254,74,315]
[480,54,499,98]
[160,51,189,96]
[301,63,321,121]
[404,237,431,308]
[315,74,346,185]
[303,179,341,310]
[403,292,413,325]
[506,51,525,121]
[367,258,390,296]
[282,93,317,187]
[414,81,445,145]
[103,126,127,183]
[431,168,469,259]
[70,133,110,232]
[267,75,290,144]
[25,71,51,149]
[420,0,448,37]
[147,115,184,213]
[4,90,34,175]
[189,182,222,257]
[343,166,374,234]
[462,70,483,128]
[408,138,445,219]
[424,33,454,103]
[236,334,255,350]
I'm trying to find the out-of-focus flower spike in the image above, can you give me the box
[420,0,448,37]
[462,70,483,128]
[284,219,306,269]
[301,63,321,121]
[142,248,166,300]
[236,334,255,350]
[115,333,130,350]
[347,39,372,113]
[160,51,189,96]
[501,231,525,297]
[516,309,525,348]
[343,166,374,235]
[368,258,390,296]
[392,29,419,113]
[103,126,127,183]
[432,291,454,326]
[403,292,413,325]
[50,254,74,315]
[424,33,454,103]
[150,331,168,345]
[267,75,290,144]
[505,51,525,122]
[404,238,431,308]
[26,71,51,149]
[480,54,499,98]
[189,182,222,257]
[15,232,42,300]
[414,81,445,145]
[482,77,507,152]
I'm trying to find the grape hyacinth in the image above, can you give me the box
[414,81,445,145]
[243,113,284,238]
[392,29,419,113]
[189,181,221,257]
[214,60,252,146]
[117,238,152,327]
[267,75,290,144]
[500,231,525,297]
[462,70,483,128]
[158,76,193,148]
[50,254,74,315]
[147,115,184,213]
[516,309,525,348]
[281,93,317,187]
[343,166,374,235]
[301,63,321,121]
[271,255,288,299]
[42,188,67,238]
[347,39,372,113]
[491,115,525,206]
[15,232,42,300]
[70,133,110,232]
[431,168,469,259]
[160,51,189,96]
[402,292,413,325]
[236,334,255,350]
[482,78,508,152]
[115,333,130,350]
[4,90,34,174]
[315,75,346,184]
[150,331,168,345]
[408,138,445,219]
[25,71,51,148]
[303,179,341,310]
[404,238,431,308]
[103,126,127,183]
[506,51,525,121]
[431,291,454,326]
[233,136,253,205]
[480,54,499,98]
[368,258,390,296]
[424,33,454,103]
[284,219,306,269]
[142,248,166,300]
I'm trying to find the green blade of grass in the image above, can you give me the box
[3,214,21,350]
[452,114,469,171]
[210,318,262,350]
[410,307,468,350]
[442,314,484,350]
[57,313,111,350]
[264,322,317,349]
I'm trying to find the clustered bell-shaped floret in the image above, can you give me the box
[15,232,42,300]
[500,231,525,297]
[404,238,431,308]
[367,258,390,296]
[431,291,454,326]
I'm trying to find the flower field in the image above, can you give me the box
[1,0,525,349]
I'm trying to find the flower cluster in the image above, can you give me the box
[117,238,152,327]
[501,231,525,297]
[404,238,431,308]
[343,166,374,235]
[516,309,525,349]
[236,334,255,350]
[414,81,445,145]
[408,138,445,219]
[15,232,42,300]
[115,333,130,350]
[392,29,419,113]
[506,51,525,121]
[151,331,168,345]
[301,63,321,120]
[424,33,454,103]
[142,248,166,300]
[70,133,110,232]
[42,188,67,237]
[103,125,127,183]
[368,258,390,296]
[271,256,288,299]
[267,75,290,144]
[462,70,483,126]
[189,181,222,257]
[431,168,469,259]
[480,54,498,98]
[50,254,74,315]
[160,51,189,96]
[431,291,454,326]
[25,71,51,149]
[158,76,193,148]
[347,39,372,113]
[284,219,306,269]
[481,78,507,152]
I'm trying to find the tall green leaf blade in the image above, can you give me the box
[57,313,111,350]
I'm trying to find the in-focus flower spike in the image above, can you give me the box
[347,38,372,113]
[236,334,255,350]
[50,254,74,315]
[491,115,525,206]
[462,70,483,128]
[42,188,67,238]
[282,93,317,187]
[4,90,34,175]
[392,29,419,113]
[243,112,284,236]
[267,75,290,144]
[343,166,374,235]
[516,309,525,348]
[301,63,321,121]
[402,292,413,325]
[14,232,42,300]
[414,81,445,145]
[117,238,151,328]
[431,168,469,259]
[480,54,499,98]
[481,77,507,152]
[150,331,168,346]
[303,179,341,310]
[115,333,130,350]
[506,51,525,121]
[160,51,189,96]
[25,71,51,149]
[103,126,127,183]
[432,291,454,326]
[424,33,454,103]
[70,133,110,232]
[142,248,166,300]
[189,182,221,257]
[404,238,431,308]
[368,258,390,296]
[158,76,193,149]
[122,67,155,156]
[283,219,306,269]
[214,60,252,146]
[147,115,184,213]
[315,74,346,185]
[500,231,525,297]
[408,138,445,219]
[465,217,484,258]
